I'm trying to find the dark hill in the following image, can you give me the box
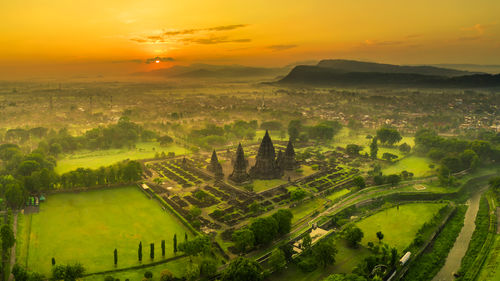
[317,59,478,77]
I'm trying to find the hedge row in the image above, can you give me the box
[403,205,467,281]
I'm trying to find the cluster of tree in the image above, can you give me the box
[11,264,44,281]
[296,237,338,273]
[260,121,283,131]
[353,243,399,280]
[373,174,401,186]
[189,120,258,149]
[288,120,342,142]
[59,161,142,189]
[0,141,142,208]
[38,117,158,155]
[415,129,500,186]
[232,209,293,253]
[2,127,49,143]
[343,224,364,248]
[51,263,85,281]
[376,128,402,146]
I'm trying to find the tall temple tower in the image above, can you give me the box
[208,150,224,181]
[283,140,298,170]
[229,144,250,183]
[249,130,283,179]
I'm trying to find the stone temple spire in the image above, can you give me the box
[283,139,298,170]
[208,150,224,181]
[249,130,283,179]
[229,143,250,183]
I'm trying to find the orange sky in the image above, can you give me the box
[1,0,499,79]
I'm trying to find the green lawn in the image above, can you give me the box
[290,198,326,224]
[356,202,446,251]
[382,155,434,177]
[55,142,187,174]
[253,179,288,192]
[326,189,350,202]
[18,186,192,275]
[269,238,370,281]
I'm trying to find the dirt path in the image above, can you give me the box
[432,189,484,281]
[8,213,18,281]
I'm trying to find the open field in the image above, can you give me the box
[382,155,434,177]
[290,198,327,224]
[55,142,187,174]
[326,189,351,202]
[253,179,288,193]
[269,238,371,281]
[18,186,192,275]
[356,202,447,251]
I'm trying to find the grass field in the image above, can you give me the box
[269,238,371,281]
[18,186,192,275]
[356,202,447,251]
[252,179,288,192]
[290,198,326,224]
[477,235,500,281]
[326,189,351,202]
[382,155,434,177]
[55,142,187,174]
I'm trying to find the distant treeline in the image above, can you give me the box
[414,128,500,185]
[1,117,168,154]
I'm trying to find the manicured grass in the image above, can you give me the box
[55,142,187,174]
[477,235,500,281]
[382,155,434,177]
[326,189,350,202]
[20,186,192,275]
[252,179,288,192]
[269,238,371,281]
[356,202,447,251]
[290,198,326,224]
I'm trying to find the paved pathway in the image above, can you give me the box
[432,189,484,281]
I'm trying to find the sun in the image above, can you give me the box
[155,60,160,64]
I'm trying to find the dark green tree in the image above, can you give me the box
[376,231,384,243]
[345,225,364,248]
[370,137,378,159]
[232,228,255,253]
[150,243,154,259]
[222,257,263,281]
[313,238,338,268]
[138,242,142,262]
[173,234,178,254]
[161,240,165,256]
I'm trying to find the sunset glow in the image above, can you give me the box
[1,0,499,78]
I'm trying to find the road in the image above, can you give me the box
[432,189,484,281]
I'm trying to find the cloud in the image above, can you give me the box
[183,36,251,44]
[461,23,486,35]
[145,57,175,64]
[267,44,298,51]
[110,59,143,64]
[362,39,403,46]
[131,24,250,45]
